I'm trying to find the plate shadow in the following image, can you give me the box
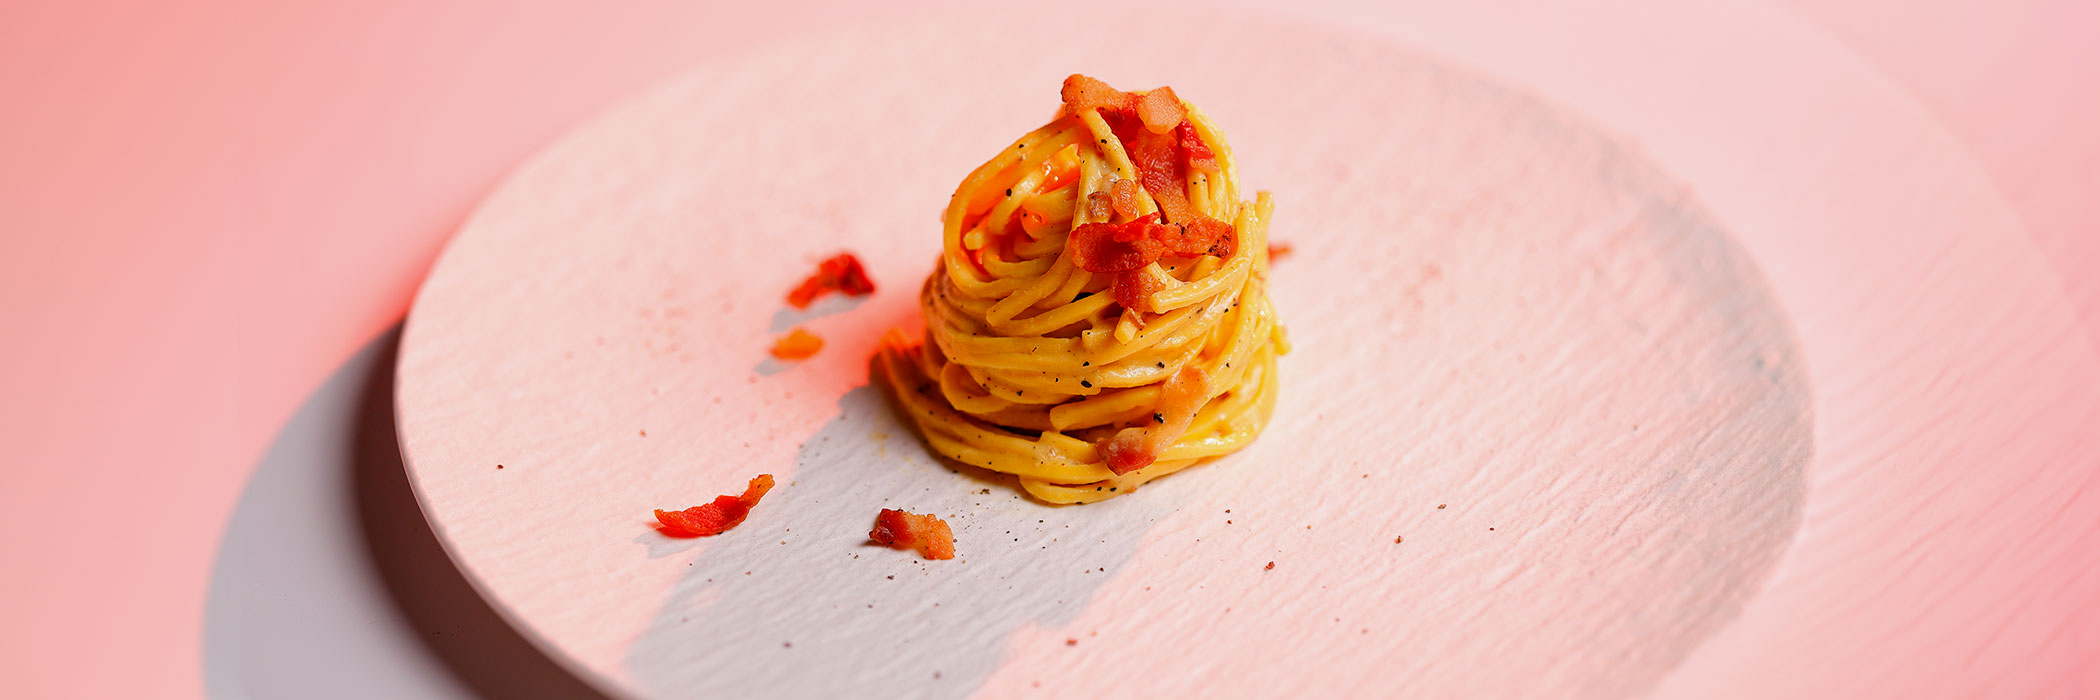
[203,326,615,699]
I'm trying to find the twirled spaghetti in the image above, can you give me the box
[875,75,1287,504]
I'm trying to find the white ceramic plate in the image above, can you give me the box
[397,3,2100,698]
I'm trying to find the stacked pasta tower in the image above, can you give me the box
[877,75,1286,503]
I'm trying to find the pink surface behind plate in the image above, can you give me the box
[3,1,2097,698]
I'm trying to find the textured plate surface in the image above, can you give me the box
[397,4,2099,699]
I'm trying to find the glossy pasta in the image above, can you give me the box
[876,75,1286,504]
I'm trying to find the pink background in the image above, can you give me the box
[1,1,2094,698]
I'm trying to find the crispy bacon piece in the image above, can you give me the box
[1108,178,1140,220]
[770,328,824,360]
[1111,270,1165,314]
[1068,213,1231,267]
[1096,366,1210,474]
[654,474,776,537]
[1070,214,1168,273]
[786,253,876,309]
[1156,218,1236,260]
[1085,191,1113,221]
[1133,86,1184,134]
[870,508,955,560]
[1178,122,1219,173]
[1069,212,1235,310]
[1060,74,1126,115]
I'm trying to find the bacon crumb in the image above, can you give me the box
[1060,74,1125,116]
[1096,365,1209,474]
[1110,268,1165,313]
[1108,179,1141,220]
[1097,429,1152,475]
[770,328,824,360]
[1178,122,1219,173]
[869,508,955,560]
[786,252,876,309]
[1085,191,1113,221]
[654,474,776,537]
[1133,86,1183,134]
[1264,561,1275,571]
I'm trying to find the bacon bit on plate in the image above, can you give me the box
[786,252,876,309]
[1267,242,1293,260]
[869,508,955,560]
[770,328,824,360]
[1265,561,1275,571]
[1096,365,1210,474]
[654,474,776,537]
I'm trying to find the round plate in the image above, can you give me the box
[398,3,2100,698]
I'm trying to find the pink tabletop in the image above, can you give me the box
[2,1,2094,698]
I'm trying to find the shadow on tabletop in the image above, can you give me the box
[202,326,614,699]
